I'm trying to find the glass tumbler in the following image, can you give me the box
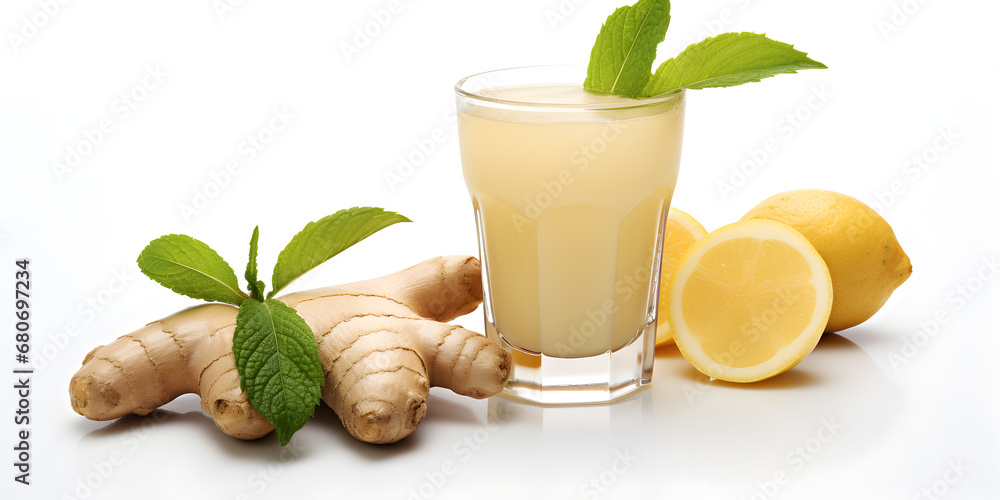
[455,66,685,403]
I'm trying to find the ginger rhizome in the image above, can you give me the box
[70,256,510,444]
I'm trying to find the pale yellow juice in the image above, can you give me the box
[458,84,684,358]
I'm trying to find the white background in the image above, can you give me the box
[2,0,999,498]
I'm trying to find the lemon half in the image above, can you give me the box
[669,220,833,382]
[656,208,708,346]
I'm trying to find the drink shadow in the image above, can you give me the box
[486,384,656,438]
[482,333,876,433]
[658,332,891,387]
[75,403,298,461]
[479,332,903,462]
[74,395,430,462]
[649,332,904,469]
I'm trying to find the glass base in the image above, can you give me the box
[486,320,656,405]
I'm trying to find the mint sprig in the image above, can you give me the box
[245,226,265,300]
[138,234,248,306]
[584,0,826,98]
[136,207,409,445]
[234,298,324,446]
[643,33,827,95]
[269,207,410,298]
[583,0,671,98]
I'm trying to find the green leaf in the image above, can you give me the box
[138,234,248,306]
[269,207,410,298]
[233,298,324,446]
[245,226,265,300]
[584,0,671,98]
[643,32,827,95]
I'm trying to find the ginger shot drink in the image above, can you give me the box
[455,66,685,403]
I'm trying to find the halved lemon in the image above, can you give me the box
[668,220,833,382]
[656,208,708,346]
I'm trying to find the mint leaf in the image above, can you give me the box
[643,32,827,95]
[269,207,410,298]
[245,226,265,300]
[138,234,248,306]
[584,0,671,98]
[233,298,324,446]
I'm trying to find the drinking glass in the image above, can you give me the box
[455,66,685,403]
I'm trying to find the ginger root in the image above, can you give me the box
[69,256,510,444]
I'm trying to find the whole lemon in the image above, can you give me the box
[741,189,912,332]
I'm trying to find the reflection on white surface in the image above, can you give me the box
[488,386,655,436]
[58,333,911,499]
[14,306,993,499]
[464,334,905,499]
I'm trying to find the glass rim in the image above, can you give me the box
[454,65,684,111]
